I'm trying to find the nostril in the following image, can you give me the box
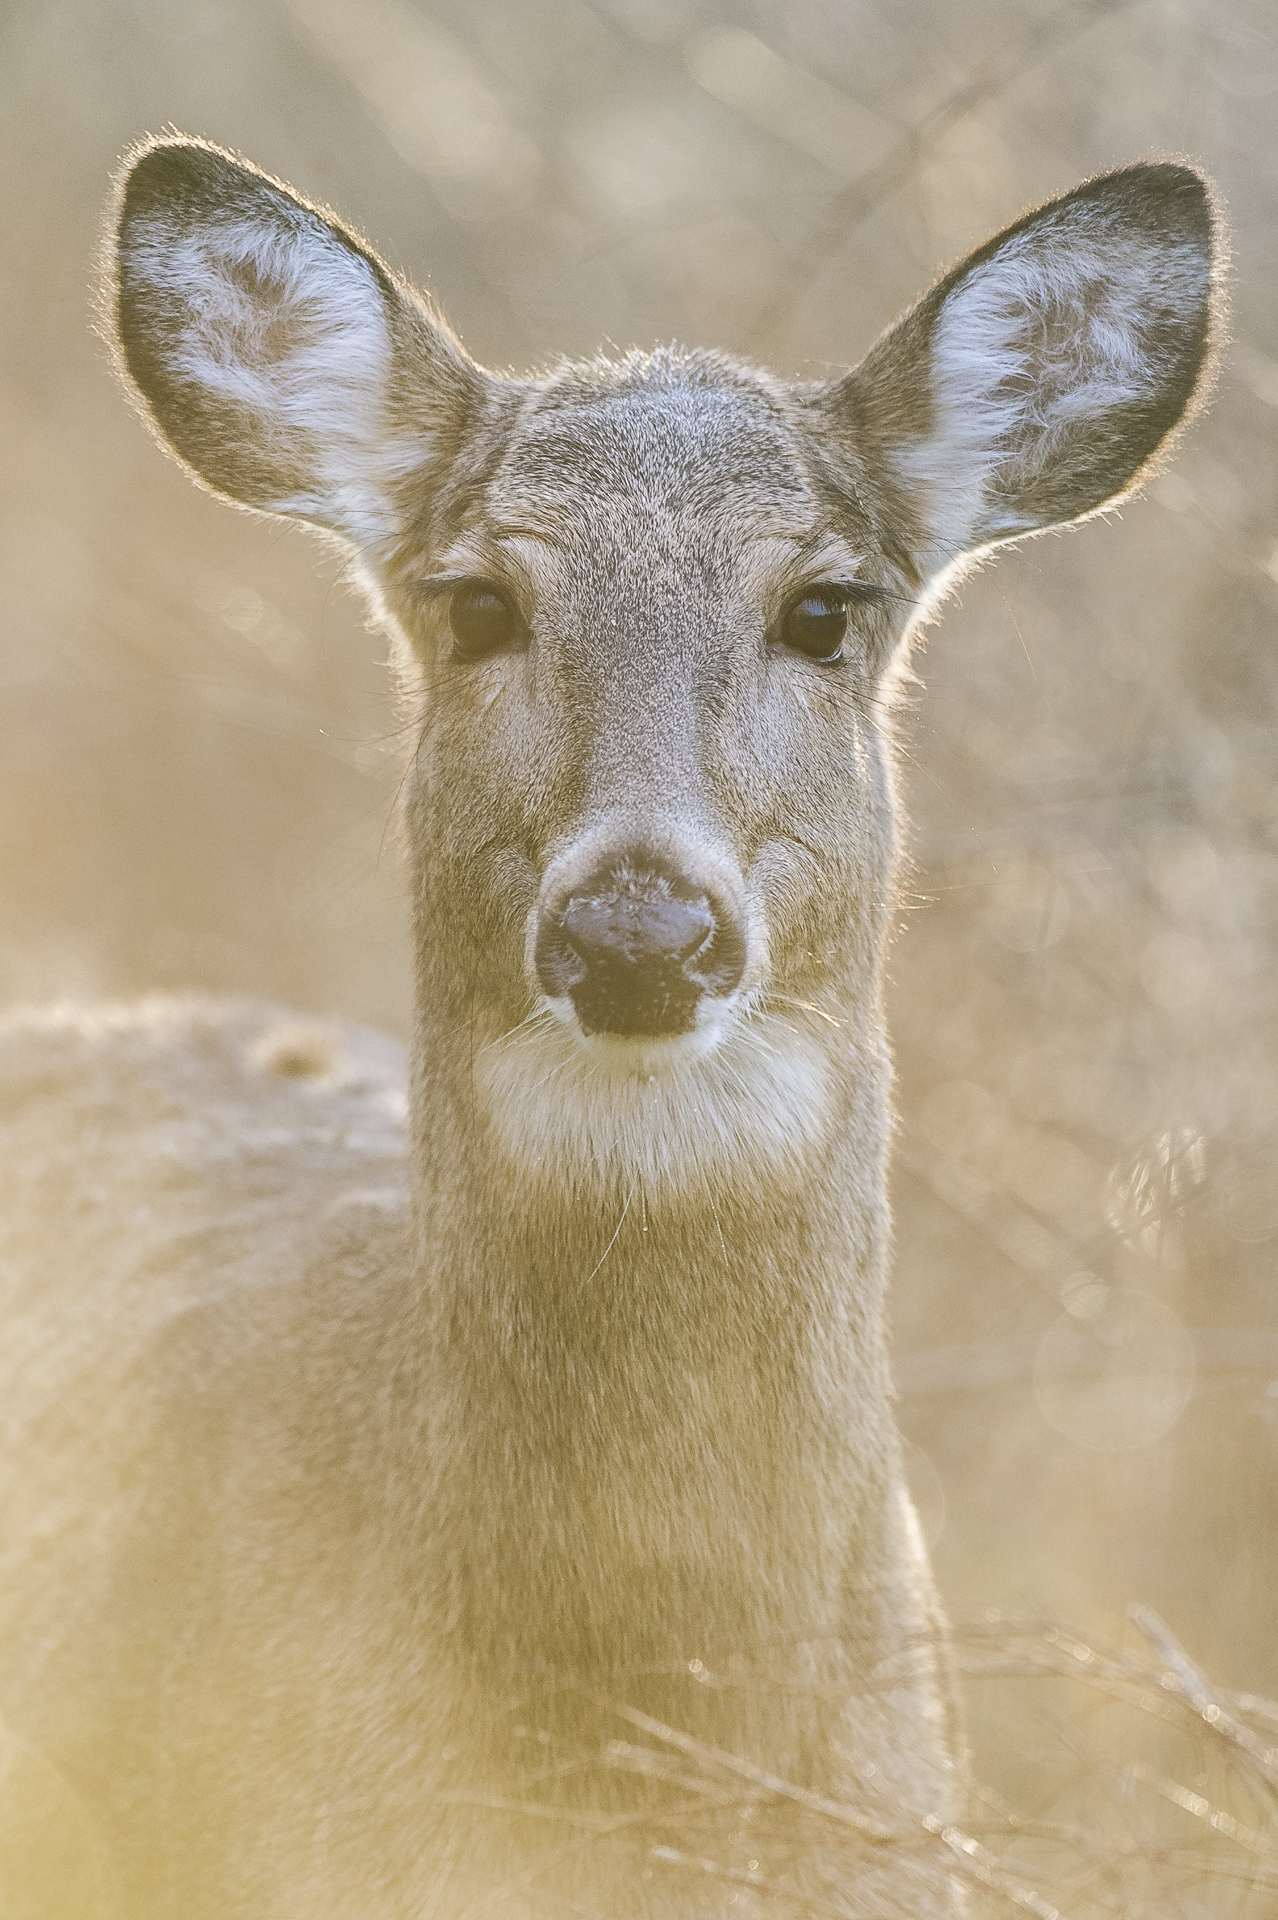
[534,859,745,1037]
[685,914,746,998]
[534,929,588,1001]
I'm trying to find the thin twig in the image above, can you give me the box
[590,1694,897,1842]
[1129,1603,1278,1795]
[1125,1759,1278,1863]
[746,0,1143,352]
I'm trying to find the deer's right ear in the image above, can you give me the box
[826,163,1222,586]
[109,136,485,556]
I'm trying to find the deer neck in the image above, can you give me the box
[398,948,901,1674]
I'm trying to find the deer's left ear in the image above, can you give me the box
[825,163,1223,581]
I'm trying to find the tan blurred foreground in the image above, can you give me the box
[1,0,1277,1911]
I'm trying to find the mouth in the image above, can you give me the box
[536,980,747,1068]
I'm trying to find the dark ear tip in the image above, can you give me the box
[117,135,272,230]
[1082,160,1217,250]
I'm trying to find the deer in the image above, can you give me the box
[0,135,1220,1918]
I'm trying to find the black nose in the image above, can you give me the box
[535,857,746,1037]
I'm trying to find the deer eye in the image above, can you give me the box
[781,590,849,662]
[449,583,516,659]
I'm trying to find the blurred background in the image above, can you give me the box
[2,0,1276,1903]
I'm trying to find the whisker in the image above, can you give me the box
[585,1186,634,1283]
[769,994,843,1030]
[488,1005,558,1050]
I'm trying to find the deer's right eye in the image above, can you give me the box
[449,584,516,659]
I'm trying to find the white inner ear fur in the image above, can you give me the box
[898,222,1203,572]
[127,210,424,554]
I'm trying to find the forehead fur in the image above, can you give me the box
[437,347,858,552]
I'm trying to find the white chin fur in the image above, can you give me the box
[475,998,833,1199]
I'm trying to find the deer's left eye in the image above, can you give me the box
[450,583,516,659]
[781,591,849,662]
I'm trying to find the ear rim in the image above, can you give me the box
[99,131,487,547]
[819,158,1230,587]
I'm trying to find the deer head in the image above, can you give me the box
[112,139,1219,1207]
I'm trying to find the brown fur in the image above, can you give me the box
[0,138,1222,1916]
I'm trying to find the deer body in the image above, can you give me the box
[0,140,1219,1916]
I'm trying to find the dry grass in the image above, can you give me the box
[445,1612,1278,1917]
